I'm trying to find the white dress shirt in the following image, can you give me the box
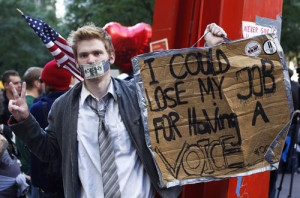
[77,80,154,198]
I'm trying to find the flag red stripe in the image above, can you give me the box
[51,39,82,79]
[66,62,82,77]
[57,36,69,46]
[53,51,65,60]
[67,62,80,72]
[54,42,75,61]
[56,37,74,57]
[47,44,58,53]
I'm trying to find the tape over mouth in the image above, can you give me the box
[79,60,110,79]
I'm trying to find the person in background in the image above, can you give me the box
[7,23,226,197]
[19,67,44,198]
[0,70,22,125]
[16,67,43,175]
[0,70,22,161]
[23,67,44,108]
[0,124,29,197]
[29,60,71,198]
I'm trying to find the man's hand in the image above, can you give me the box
[204,23,227,46]
[8,82,29,122]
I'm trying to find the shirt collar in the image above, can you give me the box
[80,79,117,106]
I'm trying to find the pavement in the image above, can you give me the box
[275,173,300,198]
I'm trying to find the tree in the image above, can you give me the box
[64,0,154,31]
[281,0,300,62]
[0,0,60,76]
[0,0,154,77]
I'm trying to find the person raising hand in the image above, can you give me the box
[8,82,29,122]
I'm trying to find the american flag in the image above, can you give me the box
[20,12,84,81]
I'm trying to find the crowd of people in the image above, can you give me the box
[0,60,74,197]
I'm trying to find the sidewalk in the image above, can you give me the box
[276,173,300,198]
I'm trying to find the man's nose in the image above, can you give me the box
[87,55,96,64]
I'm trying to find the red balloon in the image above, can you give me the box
[104,22,152,73]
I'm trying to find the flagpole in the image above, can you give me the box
[16,8,24,15]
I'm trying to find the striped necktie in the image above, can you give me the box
[86,95,121,198]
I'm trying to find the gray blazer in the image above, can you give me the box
[10,77,182,198]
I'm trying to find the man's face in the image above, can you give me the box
[8,75,22,95]
[76,39,115,66]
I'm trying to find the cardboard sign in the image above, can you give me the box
[132,35,292,187]
[242,21,277,38]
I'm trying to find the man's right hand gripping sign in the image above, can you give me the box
[8,82,29,122]
[205,23,227,46]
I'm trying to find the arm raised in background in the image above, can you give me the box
[8,82,59,162]
[8,82,29,122]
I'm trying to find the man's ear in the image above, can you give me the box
[3,82,10,90]
[33,79,40,88]
[109,52,115,65]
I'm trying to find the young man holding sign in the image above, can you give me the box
[7,23,226,198]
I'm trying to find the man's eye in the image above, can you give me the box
[94,52,100,56]
[80,54,88,58]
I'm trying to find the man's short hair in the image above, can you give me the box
[68,23,115,59]
[23,67,43,89]
[1,70,20,84]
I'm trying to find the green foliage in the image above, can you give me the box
[0,0,60,77]
[281,0,300,55]
[0,0,154,77]
[64,0,154,31]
